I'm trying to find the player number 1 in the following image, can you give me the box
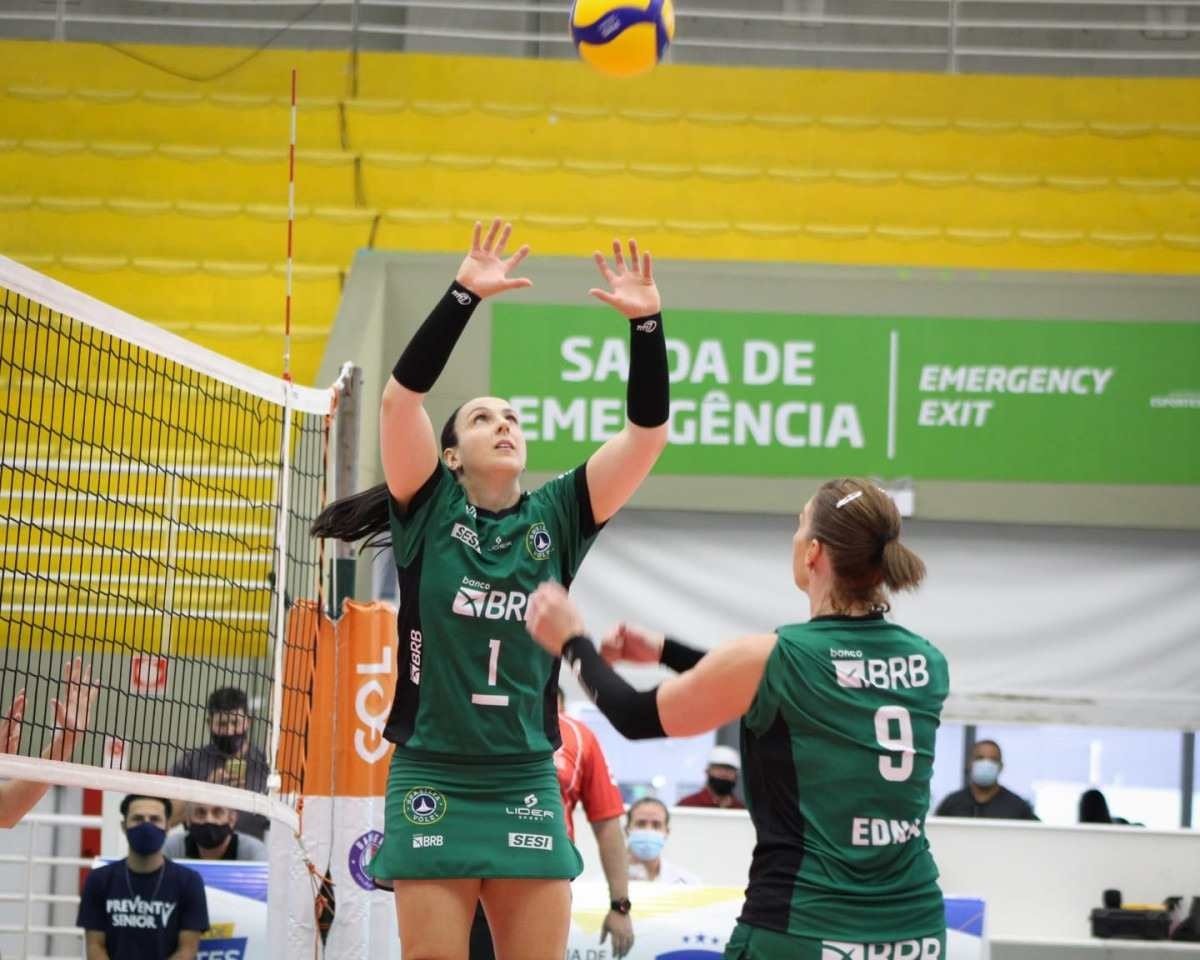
[488,638,501,686]
[874,705,915,782]
[471,640,510,707]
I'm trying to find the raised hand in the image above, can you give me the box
[1,690,25,754]
[589,239,661,320]
[455,218,533,299]
[50,659,96,737]
[45,658,98,762]
[600,623,665,666]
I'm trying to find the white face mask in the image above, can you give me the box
[970,758,1000,788]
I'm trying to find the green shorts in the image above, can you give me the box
[723,922,947,960]
[369,748,583,882]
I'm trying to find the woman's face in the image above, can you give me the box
[445,396,527,478]
[792,498,815,591]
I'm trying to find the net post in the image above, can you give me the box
[331,362,364,617]
[266,391,295,805]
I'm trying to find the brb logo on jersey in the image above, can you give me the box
[525,521,552,561]
[821,938,941,959]
[403,787,447,826]
[830,649,930,691]
[452,576,531,622]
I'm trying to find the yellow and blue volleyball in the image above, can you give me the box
[570,0,676,78]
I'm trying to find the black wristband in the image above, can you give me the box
[563,635,666,741]
[626,313,668,428]
[660,637,705,674]
[391,282,480,393]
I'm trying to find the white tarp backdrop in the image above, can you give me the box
[562,509,1200,730]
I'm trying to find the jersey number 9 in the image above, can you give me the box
[874,705,915,782]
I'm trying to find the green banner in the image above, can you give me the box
[490,304,1200,485]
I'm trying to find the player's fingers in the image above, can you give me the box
[611,238,626,273]
[591,251,615,285]
[483,218,503,253]
[628,238,640,274]
[497,222,513,257]
[505,244,531,273]
[588,289,621,309]
[500,278,534,292]
[643,251,653,281]
[470,220,482,252]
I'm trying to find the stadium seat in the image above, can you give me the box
[14,254,341,386]
[0,141,356,207]
[0,86,344,151]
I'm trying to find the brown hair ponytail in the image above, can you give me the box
[808,478,925,611]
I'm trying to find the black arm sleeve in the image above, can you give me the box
[562,635,666,740]
[660,637,705,673]
[391,282,480,393]
[625,314,669,427]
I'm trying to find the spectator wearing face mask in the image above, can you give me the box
[168,687,270,840]
[677,746,745,810]
[164,803,267,861]
[625,798,699,885]
[77,795,209,959]
[934,740,1038,820]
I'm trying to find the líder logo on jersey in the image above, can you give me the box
[403,787,447,826]
[525,521,552,561]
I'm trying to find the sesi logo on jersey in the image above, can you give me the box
[508,832,553,850]
[451,523,480,553]
[833,654,930,690]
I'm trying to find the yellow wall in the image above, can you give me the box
[2,40,1197,379]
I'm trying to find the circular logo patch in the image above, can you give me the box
[347,829,384,891]
[403,787,447,826]
[526,521,552,561]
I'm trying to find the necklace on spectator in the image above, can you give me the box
[125,861,166,902]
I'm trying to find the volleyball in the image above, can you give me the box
[570,0,676,78]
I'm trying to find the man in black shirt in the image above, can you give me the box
[77,795,209,959]
[168,687,269,840]
[935,739,1039,820]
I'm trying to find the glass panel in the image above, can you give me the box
[975,723,1182,828]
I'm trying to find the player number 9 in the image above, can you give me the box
[874,705,915,783]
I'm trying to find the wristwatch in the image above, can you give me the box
[610,897,632,915]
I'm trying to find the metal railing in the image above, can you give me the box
[0,811,97,960]
[0,0,1196,76]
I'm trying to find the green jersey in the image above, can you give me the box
[386,463,600,759]
[739,614,950,943]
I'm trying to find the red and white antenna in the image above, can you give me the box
[283,67,297,383]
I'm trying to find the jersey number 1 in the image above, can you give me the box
[471,639,510,708]
[874,705,915,782]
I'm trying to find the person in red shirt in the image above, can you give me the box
[555,692,634,956]
[677,745,746,809]
[469,691,634,960]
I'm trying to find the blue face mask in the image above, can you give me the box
[970,759,1000,788]
[126,821,166,856]
[627,828,666,862]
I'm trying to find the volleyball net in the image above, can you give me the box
[0,255,349,831]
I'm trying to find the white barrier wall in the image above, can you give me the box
[572,808,1200,942]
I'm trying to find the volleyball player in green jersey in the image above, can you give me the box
[311,219,669,960]
[527,479,951,960]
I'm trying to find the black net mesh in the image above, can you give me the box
[0,278,330,819]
